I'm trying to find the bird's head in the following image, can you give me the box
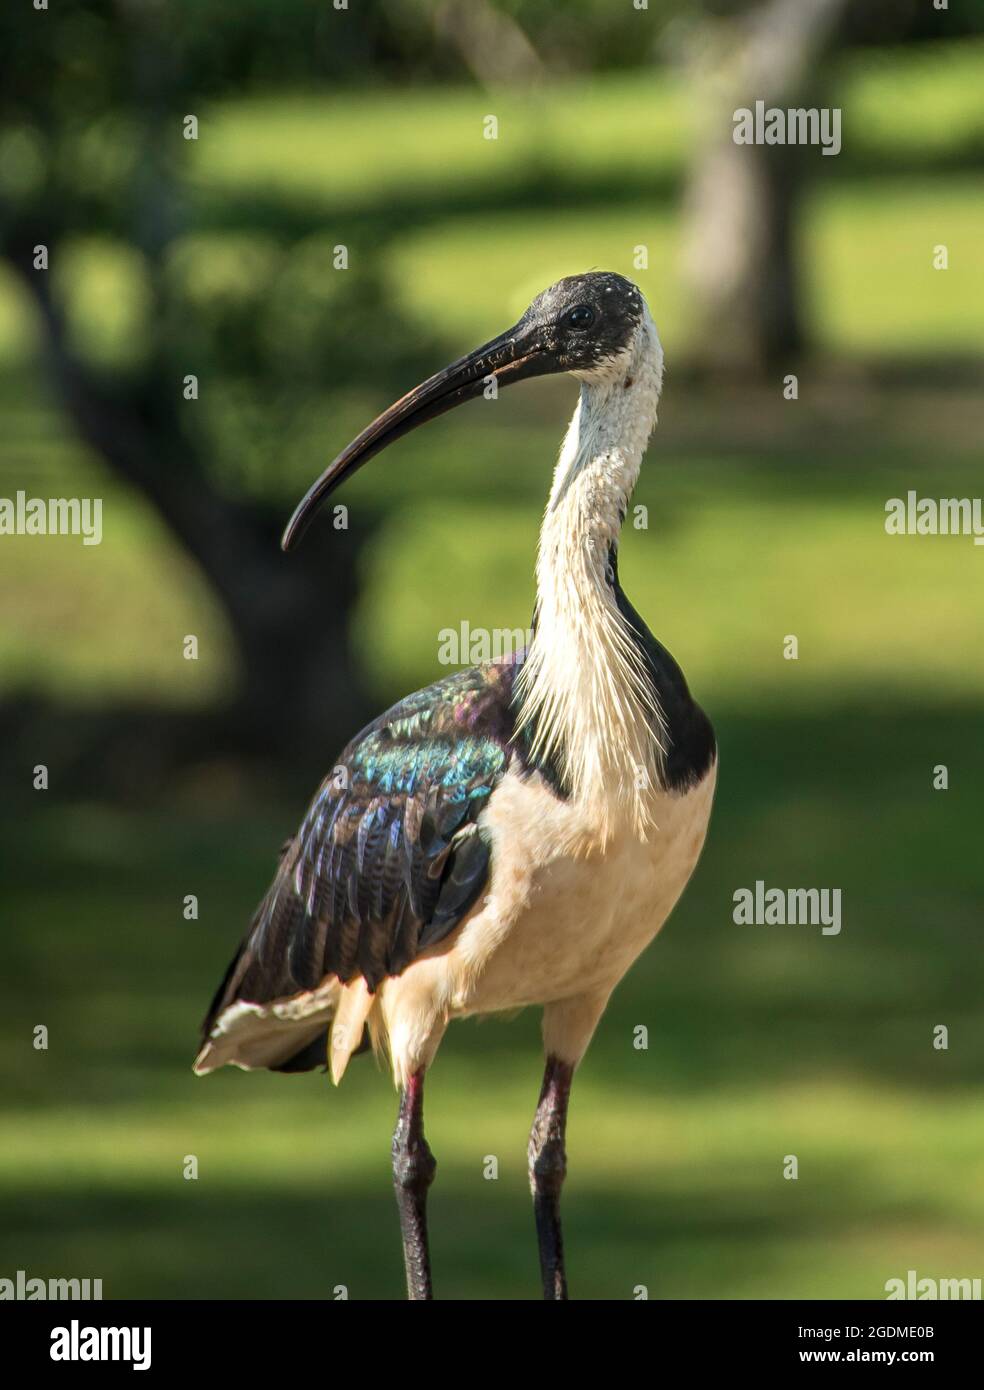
[282,271,653,551]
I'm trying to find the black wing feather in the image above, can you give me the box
[200,661,521,1043]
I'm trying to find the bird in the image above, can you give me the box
[194,270,717,1301]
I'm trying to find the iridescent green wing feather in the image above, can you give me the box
[200,661,520,1040]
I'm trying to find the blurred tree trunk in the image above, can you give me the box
[433,0,545,86]
[1,9,375,766]
[681,0,851,373]
[7,242,372,762]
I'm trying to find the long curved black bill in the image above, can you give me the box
[282,322,551,551]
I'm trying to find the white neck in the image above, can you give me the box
[516,308,666,838]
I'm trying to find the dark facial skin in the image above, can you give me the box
[518,271,645,373]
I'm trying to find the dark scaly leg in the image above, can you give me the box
[529,1055,574,1300]
[392,1068,436,1300]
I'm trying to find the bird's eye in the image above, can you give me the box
[564,304,595,330]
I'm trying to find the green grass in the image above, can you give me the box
[191,72,691,209]
[835,39,984,160]
[808,176,984,354]
[3,386,983,1295]
[2,41,983,364]
[4,379,982,711]
[2,39,984,1299]
[1,168,977,441]
[189,42,984,207]
[357,441,984,708]
[3,690,982,1298]
[0,455,234,706]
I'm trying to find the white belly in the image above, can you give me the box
[198,762,717,1087]
[448,761,717,1017]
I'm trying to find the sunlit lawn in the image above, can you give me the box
[3,386,982,1295]
[1,41,983,363]
[3,384,982,712]
[3,685,983,1298]
[2,42,983,1299]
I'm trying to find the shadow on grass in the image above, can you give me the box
[0,1155,941,1300]
[2,693,982,1093]
[1,694,981,1296]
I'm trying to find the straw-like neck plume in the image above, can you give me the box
[517,308,666,838]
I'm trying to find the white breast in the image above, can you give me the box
[447,760,717,1017]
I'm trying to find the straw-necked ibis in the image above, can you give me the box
[195,272,717,1300]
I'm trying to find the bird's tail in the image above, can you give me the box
[193,840,378,1079]
[193,972,375,1080]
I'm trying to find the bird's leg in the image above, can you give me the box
[392,1068,437,1300]
[528,1055,574,1300]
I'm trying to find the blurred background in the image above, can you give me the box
[1,0,982,1299]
